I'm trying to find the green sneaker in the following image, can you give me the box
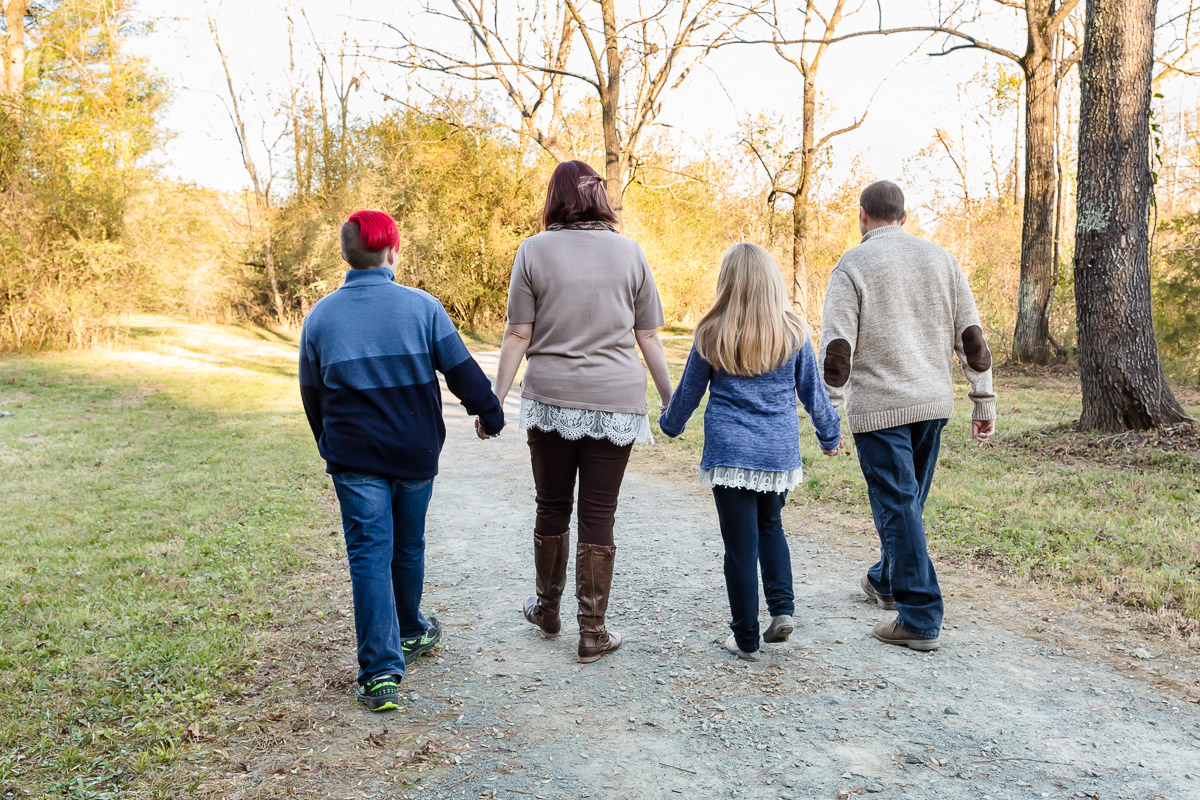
[356,673,401,712]
[401,616,443,662]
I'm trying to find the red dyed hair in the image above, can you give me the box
[348,210,400,250]
[340,209,400,269]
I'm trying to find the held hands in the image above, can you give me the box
[972,418,996,447]
[821,438,843,457]
[475,418,500,440]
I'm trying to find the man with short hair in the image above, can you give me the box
[299,209,504,710]
[819,180,996,650]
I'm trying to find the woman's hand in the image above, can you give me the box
[821,438,843,456]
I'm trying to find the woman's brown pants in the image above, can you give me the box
[527,428,633,546]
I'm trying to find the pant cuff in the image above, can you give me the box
[899,621,940,639]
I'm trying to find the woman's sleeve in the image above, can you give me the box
[657,346,711,438]
[795,340,842,451]
[633,248,666,330]
[506,242,536,324]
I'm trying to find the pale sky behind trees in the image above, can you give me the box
[130,0,1199,218]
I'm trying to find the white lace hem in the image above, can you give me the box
[519,398,653,446]
[700,465,803,493]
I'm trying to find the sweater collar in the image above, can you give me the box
[342,266,396,287]
[860,224,907,243]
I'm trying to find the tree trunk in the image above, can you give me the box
[599,0,623,220]
[3,0,28,100]
[791,197,809,316]
[1073,0,1189,431]
[263,237,285,323]
[791,71,816,316]
[1012,3,1059,364]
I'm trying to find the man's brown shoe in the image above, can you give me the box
[871,619,940,651]
[861,574,896,610]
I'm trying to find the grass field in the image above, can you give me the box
[0,317,338,799]
[654,337,1200,632]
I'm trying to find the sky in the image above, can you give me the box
[128,0,1198,212]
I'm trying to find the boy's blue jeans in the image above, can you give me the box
[711,486,794,653]
[853,418,947,639]
[331,472,433,685]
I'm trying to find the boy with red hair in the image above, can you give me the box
[299,210,504,711]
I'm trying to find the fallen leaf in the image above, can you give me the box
[19,593,34,605]
[186,722,200,739]
[1129,647,1155,660]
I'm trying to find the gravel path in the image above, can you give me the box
[215,352,1200,800]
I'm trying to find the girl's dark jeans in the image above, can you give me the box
[527,428,633,546]
[711,485,794,653]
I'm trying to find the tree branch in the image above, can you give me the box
[725,24,1022,64]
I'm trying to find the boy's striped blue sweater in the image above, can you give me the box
[658,340,841,472]
[298,267,504,480]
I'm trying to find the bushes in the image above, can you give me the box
[1154,213,1200,384]
[0,0,165,352]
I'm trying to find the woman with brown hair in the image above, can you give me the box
[491,160,673,663]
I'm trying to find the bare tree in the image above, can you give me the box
[1073,0,1189,431]
[1153,2,1199,87]
[208,12,285,322]
[299,9,361,200]
[393,0,763,219]
[730,1,1083,364]
[742,0,913,314]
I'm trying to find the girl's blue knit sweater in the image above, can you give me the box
[658,341,841,472]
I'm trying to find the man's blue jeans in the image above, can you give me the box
[853,419,947,639]
[331,472,433,685]
[711,486,794,653]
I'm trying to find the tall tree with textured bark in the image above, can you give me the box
[1072,0,1189,431]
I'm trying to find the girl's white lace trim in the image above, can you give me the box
[700,465,803,493]
[519,398,653,446]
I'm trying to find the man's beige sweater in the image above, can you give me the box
[817,225,997,434]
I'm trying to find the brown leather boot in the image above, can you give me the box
[575,543,622,663]
[523,532,568,637]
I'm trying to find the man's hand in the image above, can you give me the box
[972,418,995,447]
[475,418,500,440]
[821,439,843,456]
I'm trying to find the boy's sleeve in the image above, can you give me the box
[298,321,325,444]
[506,243,536,324]
[657,346,711,438]
[431,303,506,435]
[795,339,842,451]
[952,266,998,421]
[634,248,666,330]
[817,265,859,410]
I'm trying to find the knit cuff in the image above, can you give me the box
[972,399,997,421]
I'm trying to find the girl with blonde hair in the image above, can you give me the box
[659,242,841,661]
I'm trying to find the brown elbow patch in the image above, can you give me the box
[824,339,852,387]
[963,325,992,372]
